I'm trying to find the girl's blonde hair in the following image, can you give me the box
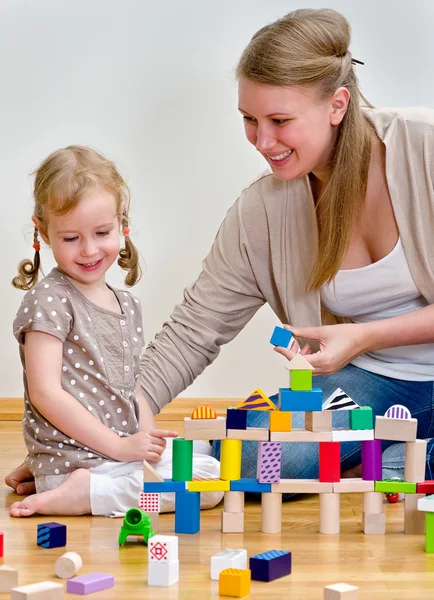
[13,145,142,290]
[236,8,374,291]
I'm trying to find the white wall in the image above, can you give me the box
[1,0,433,399]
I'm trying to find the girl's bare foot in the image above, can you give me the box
[5,462,36,495]
[9,469,91,517]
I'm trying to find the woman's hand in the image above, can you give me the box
[115,429,178,463]
[274,323,369,375]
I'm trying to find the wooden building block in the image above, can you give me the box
[363,491,383,514]
[319,442,340,483]
[270,325,292,348]
[362,512,386,534]
[188,478,230,492]
[290,369,312,391]
[220,439,242,481]
[37,522,66,549]
[333,478,374,493]
[66,572,114,595]
[269,411,292,432]
[319,493,340,534]
[261,492,282,533]
[172,438,193,481]
[224,491,245,514]
[148,535,178,563]
[221,511,244,533]
[219,568,251,598]
[191,405,216,419]
[349,406,373,430]
[184,416,226,440]
[236,388,276,411]
[143,460,164,483]
[270,430,333,442]
[226,409,248,430]
[324,582,359,599]
[175,492,200,534]
[54,552,82,579]
[0,531,3,558]
[257,441,281,483]
[375,416,417,442]
[417,494,434,512]
[230,478,271,493]
[148,512,160,533]
[374,480,417,494]
[139,492,160,512]
[211,549,247,581]
[279,388,323,412]
[272,479,333,494]
[361,439,382,481]
[404,493,425,534]
[11,581,63,600]
[148,560,179,587]
[249,550,291,581]
[0,565,18,592]
[404,439,427,483]
[417,481,434,494]
[305,411,332,432]
[332,429,374,442]
[426,512,434,553]
[227,428,269,441]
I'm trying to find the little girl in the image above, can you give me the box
[10,146,223,517]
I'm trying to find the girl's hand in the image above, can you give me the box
[275,323,369,376]
[116,429,178,463]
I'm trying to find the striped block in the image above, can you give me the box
[384,404,412,419]
[236,389,276,411]
[257,442,281,483]
[191,405,217,419]
[139,492,160,512]
[37,522,67,549]
[322,388,359,411]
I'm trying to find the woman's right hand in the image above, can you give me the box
[115,429,179,463]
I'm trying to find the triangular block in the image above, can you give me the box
[236,388,276,411]
[143,460,164,482]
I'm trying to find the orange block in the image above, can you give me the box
[270,411,292,432]
[191,405,217,419]
[219,568,251,597]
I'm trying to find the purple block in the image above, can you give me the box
[362,439,382,481]
[257,441,281,483]
[384,404,411,420]
[66,572,114,595]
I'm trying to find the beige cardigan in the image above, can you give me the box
[141,107,434,414]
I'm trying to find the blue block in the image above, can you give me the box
[279,388,322,412]
[270,326,292,348]
[250,549,292,582]
[37,522,67,549]
[144,479,187,493]
[226,408,248,430]
[175,491,200,534]
[230,478,272,493]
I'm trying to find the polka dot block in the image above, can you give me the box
[139,493,160,513]
[256,441,282,484]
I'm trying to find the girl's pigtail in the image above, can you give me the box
[12,227,41,290]
[118,214,142,287]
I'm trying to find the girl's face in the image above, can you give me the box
[238,77,349,182]
[37,187,121,288]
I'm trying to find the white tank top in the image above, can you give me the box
[321,237,434,381]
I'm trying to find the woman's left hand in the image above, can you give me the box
[274,323,369,376]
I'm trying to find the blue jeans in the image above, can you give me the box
[212,364,434,496]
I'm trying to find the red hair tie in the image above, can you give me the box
[122,227,130,236]
[33,242,40,252]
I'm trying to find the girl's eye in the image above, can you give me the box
[272,119,288,125]
[64,237,78,243]
[97,231,109,237]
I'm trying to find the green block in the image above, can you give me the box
[172,437,193,481]
[118,508,155,546]
[290,370,312,391]
[374,479,417,494]
[349,406,373,430]
[426,513,434,553]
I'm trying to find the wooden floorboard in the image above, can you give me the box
[1,411,434,598]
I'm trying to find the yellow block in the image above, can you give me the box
[270,411,292,432]
[219,568,251,598]
[187,478,230,492]
[191,405,217,419]
[220,439,242,481]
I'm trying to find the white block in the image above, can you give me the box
[324,582,358,598]
[55,552,83,579]
[210,548,248,581]
[11,581,63,600]
[417,495,434,513]
[148,560,179,587]
[148,535,178,563]
[0,565,18,592]
[332,429,374,442]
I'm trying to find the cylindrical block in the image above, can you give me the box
[319,441,340,482]
[319,493,340,534]
[404,494,425,534]
[363,491,383,514]
[220,439,242,481]
[55,552,83,579]
[172,438,193,481]
[224,491,245,513]
[261,492,282,533]
[361,439,382,480]
[404,440,427,483]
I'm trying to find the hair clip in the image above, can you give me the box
[351,58,364,65]
[122,227,130,236]
[32,242,41,252]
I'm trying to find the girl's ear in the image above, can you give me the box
[32,215,50,245]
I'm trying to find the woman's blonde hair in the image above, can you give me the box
[13,145,142,290]
[236,8,374,290]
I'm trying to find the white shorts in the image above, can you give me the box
[35,439,224,517]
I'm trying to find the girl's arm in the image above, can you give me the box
[135,377,157,432]
[24,330,124,460]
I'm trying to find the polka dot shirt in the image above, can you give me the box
[13,268,145,476]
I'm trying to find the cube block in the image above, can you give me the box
[211,549,247,581]
[290,370,312,391]
[37,522,66,549]
[226,409,248,430]
[269,411,292,432]
[219,568,251,598]
[349,407,373,430]
[270,326,292,348]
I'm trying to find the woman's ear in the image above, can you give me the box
[330,87,350,126]
[32,215,50,245]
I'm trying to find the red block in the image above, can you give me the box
[417,481,434,494]
[0,531,3,558]
[319,442,340,482]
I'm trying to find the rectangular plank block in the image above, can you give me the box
[187,478,230,492]
[319,442,340,483]
[361,439,382,481]
[66,572,114,594]
[332,428,374,442]
[230,478,271,493]
[257,441,281,483]
[404,439,427,483]
[227,428,269,441]
[269,411,292,432]
[272,479,333,493]
[374,416,417,442]
[183,416,227,440]
[249,550,291,582]
[333,478,374,493]
[374,480,417,494]
[270,430,333,442]
[305,411,332,432]
[11,581,63,600]
[175,491,200,534]
[279,388,322,412]
[144,479,187,493]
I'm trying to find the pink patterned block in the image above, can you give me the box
[139,492,160,512]
[257,441,282,483]
[384,404,411,420]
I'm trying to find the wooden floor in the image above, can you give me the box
[1,400,434,598]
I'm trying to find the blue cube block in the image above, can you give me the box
[279,388,322,412]
[250,550,292,582]
[37,522,67,548]
[226,408,248,430]
[144,479,187,493]
[175,491,200,534]
[270,326,293,348]
[230,478,272,493]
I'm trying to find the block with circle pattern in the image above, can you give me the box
[139,492,160,513]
